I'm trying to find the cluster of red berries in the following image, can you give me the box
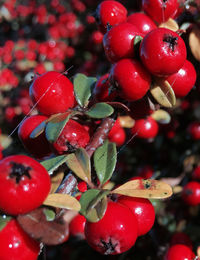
[93,0,196,141]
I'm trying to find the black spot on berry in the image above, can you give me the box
[99,238,118,255]
[163,34,178,51]
[9,162,32,184]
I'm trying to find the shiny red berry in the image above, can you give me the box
[108,125,126,146]
[140,28,187,76]
[127,12,157,36]
[182,181,200,206]
[118,196,155,236]
[0,155,51,215]
[29,71,75,116]
[18,115,51,159]
[142,0,179,24]
[52,119,90,154]
[131,117,159,139]
[0,218,40,260]
[84,201,138,255]
[109,59,151,101]
[95,1,127,34]
[164,244,195,260]
[69,214,86,239]
[103,22,141,63]
[166,60,196,97]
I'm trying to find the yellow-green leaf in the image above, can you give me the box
[43,194,81,211]
[66,148,91,184]
[111,179,173,199]
[50,172,64,194]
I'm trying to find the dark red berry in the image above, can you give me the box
[188,122,200,140]
[18,115,51,159]
[192,166,200,180]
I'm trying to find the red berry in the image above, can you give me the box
[164,244,195,260]
[142,0,179,24]
[109,59,151,101]
[137,165,154,178]
[140,28,187,76]
[166,60,196,97]
[0,219,40,260]
[0,155,51,215]
[95,1,127,34]
[91,30,104,44]
[188,122,200,140]
[93,74,117,102]
[118,196,155,236]
[131,117,159,139]
[192,166,200,180]
[52,119,90,154]
[29,71,75,116]
[18,115,51,159]
[84,201,138,255]
[182,181,200,206]
[103,22,141,63]
[69,214,86,239]
[108,120,126,146]
[127,12,157,36]
[77,181,88,193]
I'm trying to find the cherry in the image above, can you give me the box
[127,12,157,36]
[166,60,196,97]
[84,201,138,255]
[109,58,151,101]
[29,71,75,116]
[142,0,179,24]
[95,1,127,34]
[131,117,159,139]
[103,22,141,63]
[52,119,90,154]
[118,196,155,236]
[182,181,200,206]
[140,28,187,76]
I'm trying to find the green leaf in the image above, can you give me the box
[74,73,97,107]
[94,140,117,185]
[0,215,11,231]
[41,155,68,175]
[29,120,47,139]
[80,189,109,222]
[45,112,74,143]
[66,148,91,183]
[85,103,114,118]
[43,208,56,221]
